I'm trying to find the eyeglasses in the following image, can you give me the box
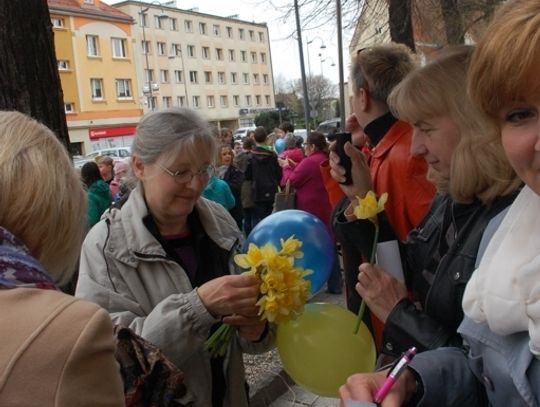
[157,163,214,184]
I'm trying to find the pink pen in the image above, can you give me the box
[373,347,417,404]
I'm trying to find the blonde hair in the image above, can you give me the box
[389,46,520,204]
[351,43,415,104]
[0,111,86,284]
[468,0,540,120]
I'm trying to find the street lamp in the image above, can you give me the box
[140,1,168,111]
[306,36,326,77]
[319,54,335,77]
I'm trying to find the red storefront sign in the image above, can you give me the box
[89,125,137,140]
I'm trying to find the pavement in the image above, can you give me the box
[248,289,345,407]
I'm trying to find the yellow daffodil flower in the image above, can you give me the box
[353,191,388,225]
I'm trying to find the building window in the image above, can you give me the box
[217,71,226,84]
[243,73,249,84]
[231,72,238,84]
[240,50,247,62]
[265,95,271,105]
[220,95,228,107]
[90,78,103,99]
[207,95,215,108]
[57,60,69,70]
[215,48,223,61]
[84,0,93,4]
[148,97,157,110]
[160,69,169,83]
[64,102,75,113]
[189,71,198,84]
[141,40,151,55]
[199,22,207,35]
[144,69,154,83]
[245,95,251,106]
[251,51,257,63]
[226,26,233,38]
[263,74,269,85]
[204,71,213,84]
[162,96,172,108]
[187,45,195,57]
[213,24,220,36]
[201,46,210,59]
[260,52,267,63]
[111,38,127,58]
[238,28,244,40]
[256,95,261,105]
[51,17,64,28]
[115,79,132,98]
[259,32,265,42]
[228,49,235,61]
[249,30,254,41]
[177,96,186,107]
[155,15,164,29]
[233,95,240,106]
[192,95,200,108]
[169,18,177,31]
[139,12,147,27]
[174,70,183,83]
[157,42,166,56]
[170,43,181,57]
[253,73,259,85]
[86,35,99,57]
[184,20,193,32]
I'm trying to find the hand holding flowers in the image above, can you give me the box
[205,236,312,357]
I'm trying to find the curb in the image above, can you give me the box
[250,369,294,407]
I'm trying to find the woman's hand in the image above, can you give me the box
[278,157,289,168]
[329,140,373,201]
[223,313,267,342]
[198,274,259,317]
[339,369,416,407]
[355,263,408,322]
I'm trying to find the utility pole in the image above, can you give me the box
[294,0,310,134]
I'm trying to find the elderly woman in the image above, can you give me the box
[0,111,123,406]
[339,1,539,405]
[76,108,272,407]
[331,46,521,359]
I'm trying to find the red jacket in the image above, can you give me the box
[370,120,435,241]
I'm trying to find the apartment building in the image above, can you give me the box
[112,1,276,129]
[49,0,142,155]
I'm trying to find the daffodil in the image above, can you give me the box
[353,191,388,225]
[205,236,311,357]
[352,190,388,334]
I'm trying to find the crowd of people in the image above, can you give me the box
[0,0,538,405]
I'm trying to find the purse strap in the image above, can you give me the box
[285,180,291,195]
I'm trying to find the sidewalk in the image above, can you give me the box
[247,289,345,407]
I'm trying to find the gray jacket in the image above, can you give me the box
[410,208,540,406]
[76,186,273,407]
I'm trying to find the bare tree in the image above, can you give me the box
[0,0,69,149]
[294,74,337,121]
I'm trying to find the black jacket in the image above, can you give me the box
[335,191,518,357]
[245,146,282,203]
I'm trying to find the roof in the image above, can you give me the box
[48,0,133,23]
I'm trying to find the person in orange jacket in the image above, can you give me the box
[328,44,436,351]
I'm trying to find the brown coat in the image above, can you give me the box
[0,288,124,407]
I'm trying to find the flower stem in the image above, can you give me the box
[354,224,379,334]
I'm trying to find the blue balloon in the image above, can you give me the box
[245,210,334,294]
[275,138,285,154]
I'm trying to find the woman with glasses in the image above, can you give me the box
[76,108,272,407]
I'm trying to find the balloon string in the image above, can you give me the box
[354,225,378,334]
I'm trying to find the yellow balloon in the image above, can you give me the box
[276,302,376,397]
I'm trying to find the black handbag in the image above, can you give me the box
[273,181,296,212]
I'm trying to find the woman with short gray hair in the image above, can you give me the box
[76,108,272,407]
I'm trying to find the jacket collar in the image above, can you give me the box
[369,120,412,159]
[364,111,397,148]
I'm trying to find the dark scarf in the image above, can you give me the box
[0,226,57,290]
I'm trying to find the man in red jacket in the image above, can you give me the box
[330,44,436,350]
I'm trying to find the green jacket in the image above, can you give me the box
[87,180,111,227]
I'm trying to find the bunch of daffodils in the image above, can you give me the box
[205,236,312,357]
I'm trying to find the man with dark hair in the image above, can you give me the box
[279,121,294,136]
[245,126,281,227]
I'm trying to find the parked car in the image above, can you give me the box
[85,147,131,159]
[233,126,256,141]
[293,129,308,143]
[316,118,341,141]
